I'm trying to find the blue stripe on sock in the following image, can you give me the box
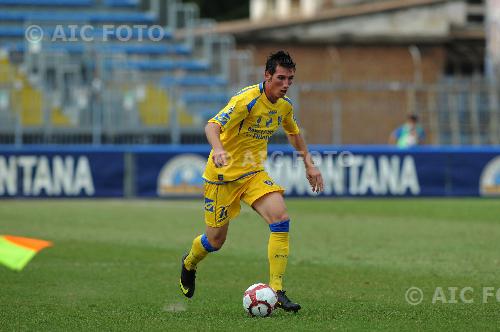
[269,219,290,232]
[201,234,218,252]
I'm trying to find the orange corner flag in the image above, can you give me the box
[0,235,53,271]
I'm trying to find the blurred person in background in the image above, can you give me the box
[389,114,425,148]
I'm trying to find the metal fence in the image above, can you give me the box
[1,69,499,145]
[290,79,500,145]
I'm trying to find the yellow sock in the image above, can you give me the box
[268,220,290,291]
[183,234,217,271]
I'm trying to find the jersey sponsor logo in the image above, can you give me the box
[265,117,273,128]
[268,110,277,115]
[157,154,205,197]
[264,180,274,186]
[214,106,234,127]
[246,130,274,140]
[204,197,215,212]
[479,156,500,196]
[246,126,275,140]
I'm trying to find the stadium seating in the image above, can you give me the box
[137,85,170,126]
[11,86,44,126]
[0,27,24,38]
[0,0,236,136]
[0,0,93,6]
[0,26,173,40]
[103,0,139,8]
[181,92,229,104]
[0,11,155,23]
[160,75,228,87]
[1,42,190,55]
[121,59,209,71]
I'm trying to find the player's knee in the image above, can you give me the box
[201,233,223,252]
[206,232,226,250]
[270,212,289,224]
[260,209,289,224]
[211,238,225,250]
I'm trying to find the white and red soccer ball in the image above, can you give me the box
[242,283,278,317]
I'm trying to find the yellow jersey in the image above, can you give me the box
[203,82,300,183]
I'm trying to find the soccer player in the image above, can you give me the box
[179,50,324,312]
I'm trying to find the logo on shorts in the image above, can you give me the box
[204,197,214,213]
[264,180,274,186]
[217,206,228,223]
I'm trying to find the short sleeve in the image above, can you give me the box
[282,109,300,135]
[208,97,248,132]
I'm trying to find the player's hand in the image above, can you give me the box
[212,149,228,168]
[306,165,324,193]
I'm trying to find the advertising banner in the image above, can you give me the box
[1,146,498,198]
[135,147,209,198]
[136,146,500,198]
[0,148,123,197]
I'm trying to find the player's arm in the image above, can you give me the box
[206,97,248,168]
[287,133,324,193]
[205,122,227,168]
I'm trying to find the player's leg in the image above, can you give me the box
[183,223,228,272]
[252,191,290,289]
[242,173,301,312]
[252,192,301,312]
[183,224,226,267]
[180,223,228,297]
[180,181,241,298]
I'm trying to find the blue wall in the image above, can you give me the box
[0,145,499,198]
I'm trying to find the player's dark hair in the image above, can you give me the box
[265,50,296,75]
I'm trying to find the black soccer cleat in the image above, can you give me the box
[179,253,196,298]
[276,290,301,312]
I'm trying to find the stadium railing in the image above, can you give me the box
[0,0,251,145]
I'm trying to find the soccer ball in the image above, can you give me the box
[242,283,278,317]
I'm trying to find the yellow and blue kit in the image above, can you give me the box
[202,82,300,227]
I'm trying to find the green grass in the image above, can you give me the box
[1,199,500,331]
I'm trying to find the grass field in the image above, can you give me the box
[1,199,500,331]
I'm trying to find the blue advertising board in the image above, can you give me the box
[140,145,500,198]
[135,146,209,198]
[0,145,499,198]
[263,146,500,197]
[0,146,124,197]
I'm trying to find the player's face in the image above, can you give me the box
[265,65,295,103]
